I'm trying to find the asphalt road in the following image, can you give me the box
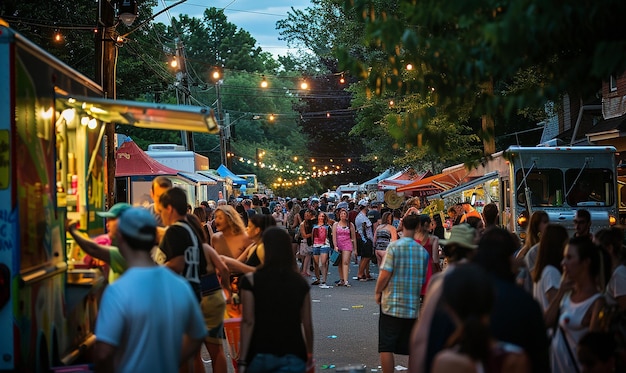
[205,261,409,373]
[308,261,408,373]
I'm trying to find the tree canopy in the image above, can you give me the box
[340,0,626,150]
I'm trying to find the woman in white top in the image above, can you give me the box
[595,227,626,311]
[531,224,568,313]
[545,236,606,373]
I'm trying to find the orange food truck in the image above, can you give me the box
[0,22,217,371]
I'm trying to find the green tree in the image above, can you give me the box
[341,0,626,154]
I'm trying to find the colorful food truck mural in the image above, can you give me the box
[0,22,218,371]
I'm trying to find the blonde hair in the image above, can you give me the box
[215,205,246,235]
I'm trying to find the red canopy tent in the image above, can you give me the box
[378,168,430,190]
[115,139,180,177]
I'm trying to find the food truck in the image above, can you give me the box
[427,146,619,239]
[0,23,217,371]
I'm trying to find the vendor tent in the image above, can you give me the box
[216,164,247,186]
[361,169,394,190]
[378,168,430,190]
[115,139,180,177]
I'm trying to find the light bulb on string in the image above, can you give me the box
[54,30,62,42]
[260,75,268,88]
[339,74,345,84]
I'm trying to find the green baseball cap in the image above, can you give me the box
[96,202,132,218]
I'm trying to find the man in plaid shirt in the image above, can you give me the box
[374,213,429,373]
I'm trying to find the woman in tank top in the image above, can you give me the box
[544,236,606,373]
[373,211,398,268]
[332,208,357,287]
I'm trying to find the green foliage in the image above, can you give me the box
[342,0,626,132]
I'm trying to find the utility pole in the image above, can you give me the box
[223,112,231,169]
[216,81,227,167]
[174,37,194,151]
[95,0,117,209]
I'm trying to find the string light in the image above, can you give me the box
[406,63,413,70]
[339,74,345,84]
[260,75,268,88]
[53,30,62,42]
[170,57,178,69]
[300,80,309,90]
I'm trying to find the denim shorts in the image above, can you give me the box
[312,245,332,255]
[247,353,306,373]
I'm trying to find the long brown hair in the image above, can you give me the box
[531,224,568,282]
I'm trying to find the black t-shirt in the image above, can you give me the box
[159,220,207,300]
[239,270,310,362]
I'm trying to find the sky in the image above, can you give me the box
[152,0,313,58]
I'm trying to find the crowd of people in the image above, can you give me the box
[67,177,626,373]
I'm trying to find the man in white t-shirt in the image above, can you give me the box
[94,207,206,373]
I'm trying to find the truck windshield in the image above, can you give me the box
[565,168,614,207]
[515,169,564,207]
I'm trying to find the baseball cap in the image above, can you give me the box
[358,199,369,207]
[439,224,478,249]
[118,207,157,242]
[336,201,349,210]
[96,202,132,218]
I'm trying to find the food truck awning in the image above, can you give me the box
[56,94,219,134]
[396,168,471,194]
[178,172,217,185]
[427,171,500,201]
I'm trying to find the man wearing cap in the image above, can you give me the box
[368,201,382,231]
[409,223,478,373]
[94,207,206,372]
[375,214,429,373]
[355,200,374,281]
[67,202,132,284]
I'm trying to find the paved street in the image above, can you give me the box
[308,262,409,372]
[209,261,409,373]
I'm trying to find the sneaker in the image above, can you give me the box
[366,274,376,281]
[334,279,342,285]
[336,281,345,287]
[343,281,351,287]
[319,283,330,289]
[311,279,320,285]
